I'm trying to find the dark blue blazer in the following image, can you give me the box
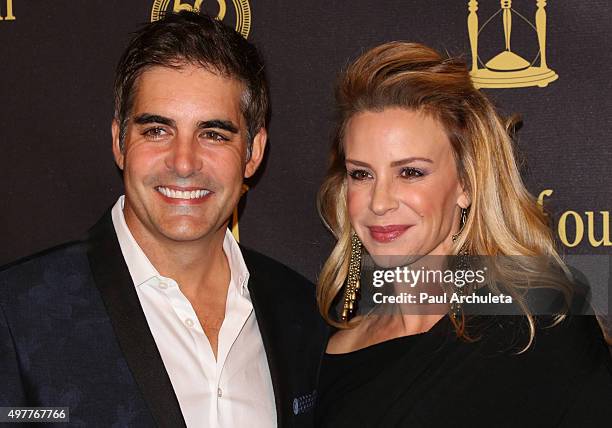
[0,213,328,427]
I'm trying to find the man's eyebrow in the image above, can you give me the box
[133,113,176,127]
[345,159,372,168]
[197,120,239,134]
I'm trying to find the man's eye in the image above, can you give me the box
[201,130,230,142]
[348,169,372,181]
[400,167,424,178]
[142,127,167,139]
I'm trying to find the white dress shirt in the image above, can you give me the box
[111,196,277,428]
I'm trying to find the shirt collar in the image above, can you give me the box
[111,195,250,295]
[112,196,159,286]
[222,223,250,295]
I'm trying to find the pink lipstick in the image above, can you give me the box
[368,225,412,243]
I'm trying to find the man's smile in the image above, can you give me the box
[155,185,212,202]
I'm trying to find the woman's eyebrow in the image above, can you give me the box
[390,157,434,167]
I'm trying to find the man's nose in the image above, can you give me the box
[370,177,399,216]
[165,136,203,178]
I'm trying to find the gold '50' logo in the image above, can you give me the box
[151,0,251,38]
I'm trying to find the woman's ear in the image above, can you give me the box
[455,179,471,209]
[457,191,470,209]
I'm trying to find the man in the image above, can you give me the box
[0,12,326,427]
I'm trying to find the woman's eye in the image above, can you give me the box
[348,169,372,181]
[201,131,230,142]
[143,127,167,139]
[400,167,424,178]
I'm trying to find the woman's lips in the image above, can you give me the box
[367,225,412,243]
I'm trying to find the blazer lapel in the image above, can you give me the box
[86,212,186,428]
[245,277,288,425]
[242,247,328,427]
[243,250,294,427]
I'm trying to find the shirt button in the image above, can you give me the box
[217,387,223,398]
[184,318,194,328]
[159,282,168,289]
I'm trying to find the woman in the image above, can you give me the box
[315,42,611,427]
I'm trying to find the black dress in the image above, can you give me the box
[316,315,612,427]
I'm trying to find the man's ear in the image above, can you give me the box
[111,119,125,170]
[244,127,267,178]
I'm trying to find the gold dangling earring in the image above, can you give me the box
[451,207,468,243]
[341,233,362,322]
[451,207,469,320]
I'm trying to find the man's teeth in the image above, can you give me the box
[157,187,210,199]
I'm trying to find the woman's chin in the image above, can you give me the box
[365,253,423,269]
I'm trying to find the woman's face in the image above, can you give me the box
[344,108,469,263]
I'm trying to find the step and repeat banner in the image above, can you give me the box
[1,1,610,282]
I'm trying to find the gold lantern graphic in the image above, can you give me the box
[467,0,558,88]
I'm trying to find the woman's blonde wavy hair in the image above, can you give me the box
[317,42,571,349]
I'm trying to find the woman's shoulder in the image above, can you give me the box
[470,315,611,370]
[533,315,612,366]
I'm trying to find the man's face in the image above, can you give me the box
[112,64,266,246]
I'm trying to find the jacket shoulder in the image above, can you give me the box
[0,240,90,298]
[240,246,315,292]
[240,246,326,322]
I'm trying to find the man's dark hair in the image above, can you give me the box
[113,11,269,155]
